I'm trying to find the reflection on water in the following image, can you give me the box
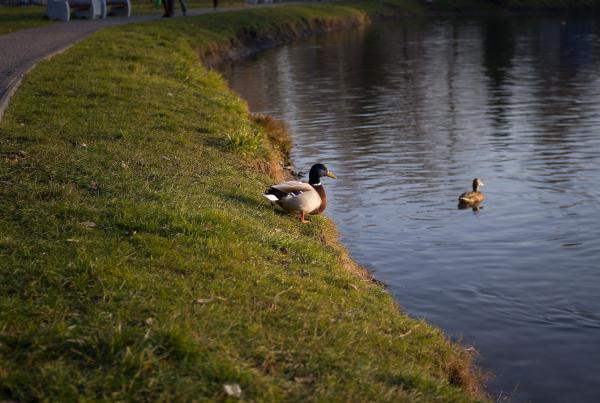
[221,16,600,403]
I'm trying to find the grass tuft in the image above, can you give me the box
[223,122,264,156]
[253,113,292,159]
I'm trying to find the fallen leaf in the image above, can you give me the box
[294,376,314,384]
[397,329,412,338]
[2,151,26,164]
[223,383,242,398]
[194,298,214,304]
[80,221,97,229]
[145,317,155,326]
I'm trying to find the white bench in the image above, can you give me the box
[47,0,131,21]
[104,0,131,17]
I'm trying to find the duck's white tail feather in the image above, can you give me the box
[263,194,279,202]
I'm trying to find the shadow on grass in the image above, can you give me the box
[221,192,272,209]
[221,192,300,221]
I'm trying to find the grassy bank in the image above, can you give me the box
[1,2,485,401]
[0,7,51,35]
[130,0,245,14]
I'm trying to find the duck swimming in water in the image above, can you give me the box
[458,178,485,206]
[263,163,336,223]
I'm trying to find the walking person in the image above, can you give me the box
[162,0,186,17]
[161,0,173,17]
[178,0,187,16]
[213,0,218,11]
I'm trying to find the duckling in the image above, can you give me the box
[458,178,485,205]
[263,163,336,223]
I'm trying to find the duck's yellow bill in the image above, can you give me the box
[326,171,337,179]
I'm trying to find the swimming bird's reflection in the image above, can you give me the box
[458,201,484,214]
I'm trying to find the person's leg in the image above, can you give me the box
[179,0,187,16]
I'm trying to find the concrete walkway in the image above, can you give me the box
[0,5,253,120]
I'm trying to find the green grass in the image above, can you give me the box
[130,0,245,15]
[0,0,245,36]
[0,6,52,35]
[0,2,486,401]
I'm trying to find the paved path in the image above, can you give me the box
[0,5,252,120]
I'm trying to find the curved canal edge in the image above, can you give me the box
[0,2,489,401]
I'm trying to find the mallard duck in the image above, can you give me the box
[458,178,485,205]
[262,163,336,223]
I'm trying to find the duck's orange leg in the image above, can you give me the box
[299,211,309,224]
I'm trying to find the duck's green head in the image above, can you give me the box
[309,163,336,185]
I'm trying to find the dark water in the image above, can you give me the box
[221,17,600,402]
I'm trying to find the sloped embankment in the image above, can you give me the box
[0,2,486,401]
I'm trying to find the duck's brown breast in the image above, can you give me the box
[310,185,327,215]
